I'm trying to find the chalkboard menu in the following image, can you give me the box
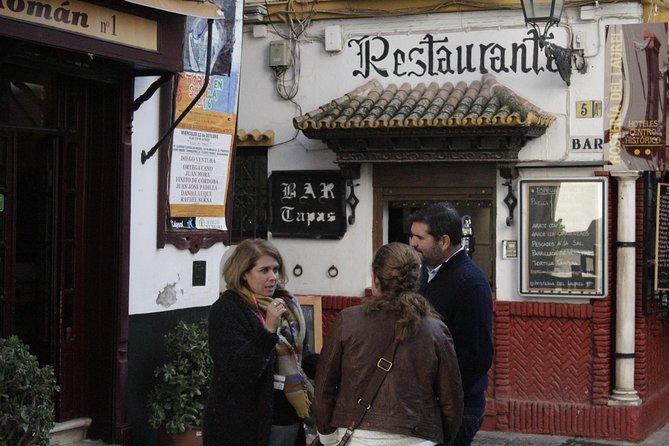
[269,171,347,239]
[520,179,607,297]
[655,183,669,290]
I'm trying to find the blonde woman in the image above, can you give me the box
[314,242,463,446]
[203,239,316,446]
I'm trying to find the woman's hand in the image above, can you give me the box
[264,298,287,333]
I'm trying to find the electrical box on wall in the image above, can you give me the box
[324,25,343,52]
[269,40,290,67]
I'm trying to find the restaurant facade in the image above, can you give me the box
[2,0,669,445]
[235,0,669,442]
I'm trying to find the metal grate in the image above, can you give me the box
[230,148,268,242]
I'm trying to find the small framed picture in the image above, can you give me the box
[296,295,323,353]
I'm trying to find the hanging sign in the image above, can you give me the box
[269,171,347,239]
[0,0,158,51]
[604,23,668,171]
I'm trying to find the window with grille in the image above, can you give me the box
[230,147,268,242]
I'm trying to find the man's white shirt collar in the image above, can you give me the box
[426,246,464,282]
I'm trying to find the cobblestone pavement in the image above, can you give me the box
[473,422,669,446]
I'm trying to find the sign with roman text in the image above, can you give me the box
[269,171,347,239]
[520,179,607,297]
[0,0,158,51]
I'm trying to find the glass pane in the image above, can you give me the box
[63,242,74,290]
[63,292,74,340]
[0,67,55,128]
[65,87,80,131]
[64,142,77,189]
[0,137,6,188]
[524,0,563,22]
[0,200,4,240]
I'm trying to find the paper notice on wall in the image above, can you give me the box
[168,128,232,229]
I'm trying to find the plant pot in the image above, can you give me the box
[158,427,203,446]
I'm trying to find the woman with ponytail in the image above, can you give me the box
[314,242,463,446]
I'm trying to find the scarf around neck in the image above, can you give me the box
[239,287,314,418]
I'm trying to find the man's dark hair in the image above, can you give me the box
[408,202,462,245]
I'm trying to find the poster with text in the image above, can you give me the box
[168,0,243,231]
[169,129,232,230]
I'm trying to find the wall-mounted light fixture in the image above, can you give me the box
[520,0,586,85]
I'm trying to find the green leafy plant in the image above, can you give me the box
[0,335,58,446]
[147,319,212,435]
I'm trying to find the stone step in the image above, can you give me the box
[61,442,120,446]
[49,418,92,445]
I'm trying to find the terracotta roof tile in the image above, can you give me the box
[294,75,554,131]
[236,129,275,146]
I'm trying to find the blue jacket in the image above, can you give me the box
[418,250,494,398]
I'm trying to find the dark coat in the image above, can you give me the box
[418,250,494,398]
[203,290,278,446]
[314,306,464,444]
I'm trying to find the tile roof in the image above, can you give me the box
[293,74,554,131]
[236,129,275,146]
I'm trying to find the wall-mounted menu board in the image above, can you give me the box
[519,179,607,297]
[655,183,669,291]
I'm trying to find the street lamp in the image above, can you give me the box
[520,0,585,85]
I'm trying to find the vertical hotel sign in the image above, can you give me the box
[604,23,668,171]
[168,0,242,231]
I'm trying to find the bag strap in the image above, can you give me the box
[337,337,400,446]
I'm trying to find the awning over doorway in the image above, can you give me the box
[293,74,555,166]
[125,0,224,18]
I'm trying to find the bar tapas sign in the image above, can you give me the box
[269,170,347,239]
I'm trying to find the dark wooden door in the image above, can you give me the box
[0,58,127,441]
[0,65,87,419]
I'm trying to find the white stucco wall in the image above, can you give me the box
[236,3,643,302]
[129,77,228,315]
[127,2,645,314]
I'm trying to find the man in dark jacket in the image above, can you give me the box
[409,202,494,446]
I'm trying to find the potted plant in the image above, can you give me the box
[0,335,58,446]
[147,319,212,446]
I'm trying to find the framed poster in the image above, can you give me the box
[296,295,323,353]
[655,183,669,291]
[519,179,607,297]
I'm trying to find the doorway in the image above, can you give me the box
[0,51,127,441]
[373,163,496,285]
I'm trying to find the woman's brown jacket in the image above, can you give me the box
[314,305,464,444]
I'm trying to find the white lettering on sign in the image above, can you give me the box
[281,182,337,203]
